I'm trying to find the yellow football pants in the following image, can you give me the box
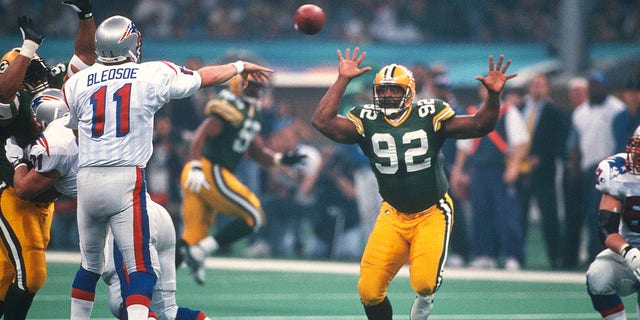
[0,186,54,298]
[358,193,454,306]
[180,158,265,246]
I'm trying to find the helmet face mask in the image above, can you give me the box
[373,64,415,117]
[95,15,142,64]
[628,136,640,175]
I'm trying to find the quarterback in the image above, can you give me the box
[311,47,516,320]
[586,124,640,320]
[64,14,272,320]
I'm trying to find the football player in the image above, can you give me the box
[311,47,516,320]
[9,88,213,320]
[63,14,272,320]
[586,124,640,320]
[177,73,306,284]
[0,2,95,316]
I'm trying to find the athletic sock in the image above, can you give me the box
[4,282,35,319]
[363,296,392,320]
[70,267,101,320]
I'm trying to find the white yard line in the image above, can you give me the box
[47,251,585,284]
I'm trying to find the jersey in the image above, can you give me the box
[202,89,263,171]
[63,60,202,168]
[0,90,39,186]
[346,98,455,213]
[28,115,78,197]
[595,153,640,245]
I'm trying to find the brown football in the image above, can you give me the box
[294,4,325,35]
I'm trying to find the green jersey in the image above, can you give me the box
[202,89,263,171]
[346,98,455,213]
[0,90,38,186]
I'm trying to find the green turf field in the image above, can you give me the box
[29,252,634,319]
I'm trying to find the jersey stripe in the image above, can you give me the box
[433,106,455,131]
[212,164,265,230]
[346,113,365,136]
[132,167,151,273]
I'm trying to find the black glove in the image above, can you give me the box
[18,16,45,44]
[62,0,93,19]
[281,150,307,166]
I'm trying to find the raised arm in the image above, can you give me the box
[198,61,273,89]
[312,47,371,144]
[0,16,44,103]
[63,0,97,74]
[443,55,517,139]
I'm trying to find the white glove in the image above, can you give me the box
[622,245,640,281]
[184,160,210,193]
[5,137,25,167]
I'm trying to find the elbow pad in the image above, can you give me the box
[598,209,621,245]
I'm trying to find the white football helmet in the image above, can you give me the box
[30,88,68,128]
[95,15,142,64]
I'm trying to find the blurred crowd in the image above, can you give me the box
[2,0,640,44]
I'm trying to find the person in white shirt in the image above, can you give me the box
[63,15,272,320]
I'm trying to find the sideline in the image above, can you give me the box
[47,251,585,284]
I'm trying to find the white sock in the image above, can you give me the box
[199,236,219,253]
[127,304,150,320]
[604,309,626,320]
[70,298,93,320]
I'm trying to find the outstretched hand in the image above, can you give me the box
[475,55,517,94]
[18,16,45,44]
[241,62,273,85]
[337,47,371,80]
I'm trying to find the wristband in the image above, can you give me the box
[14,162,28,170]
[231,60,244,75]
[79,11,93,20]
[19,40,39,59]
[273,153,283,166]
[621,244,634,257]
[189,160,203,170]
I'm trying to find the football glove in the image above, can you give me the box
[184,160,211,193]
[5,137,26,168]
[18,16,44,45]
[622,245,640,282]
[280,150,307,166]
[62,0,93,19]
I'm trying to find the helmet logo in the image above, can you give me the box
[119,22,138,43]
[0,60,8,73]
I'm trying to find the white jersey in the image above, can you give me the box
[28,115,79,197]
[595,153,640,245]
[63,60,202,167]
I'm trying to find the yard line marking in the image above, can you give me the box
[46,251,585,284]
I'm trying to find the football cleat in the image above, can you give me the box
[183,244,207,285]
[410,294,433,320]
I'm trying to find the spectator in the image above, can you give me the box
[566,71,626,268]
[307,144,361,260]
[245,125,322,257]
[561,77,589,269]
[516,73,570,269]
[451,84,529,270]
[613,73,640,153]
